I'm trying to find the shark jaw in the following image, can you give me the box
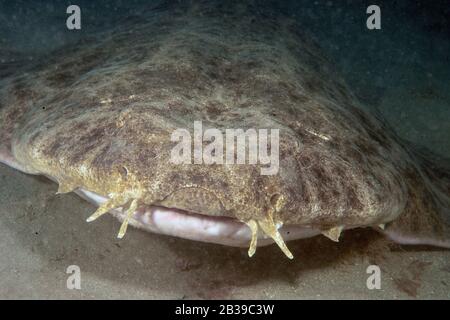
[76,188,330,259]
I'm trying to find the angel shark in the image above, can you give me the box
[1,1,449,259]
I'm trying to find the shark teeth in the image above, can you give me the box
[321,226,344,242]
[246,215,294,260]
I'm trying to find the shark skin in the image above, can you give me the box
[0,1,449,259]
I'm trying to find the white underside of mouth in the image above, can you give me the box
[77,188,322,248]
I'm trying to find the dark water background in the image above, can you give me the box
[1,0,449,153]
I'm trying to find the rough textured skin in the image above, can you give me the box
[1,1,449,249]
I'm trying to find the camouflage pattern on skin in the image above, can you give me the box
[0,1,449,258]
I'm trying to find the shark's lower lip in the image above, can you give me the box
[127,206,323,248]
[77,188,321,248]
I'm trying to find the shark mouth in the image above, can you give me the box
[76,188,323,259]
[0,151,328,260]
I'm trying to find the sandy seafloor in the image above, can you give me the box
[0,0,449,299]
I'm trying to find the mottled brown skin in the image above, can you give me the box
[1,1,449,248]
